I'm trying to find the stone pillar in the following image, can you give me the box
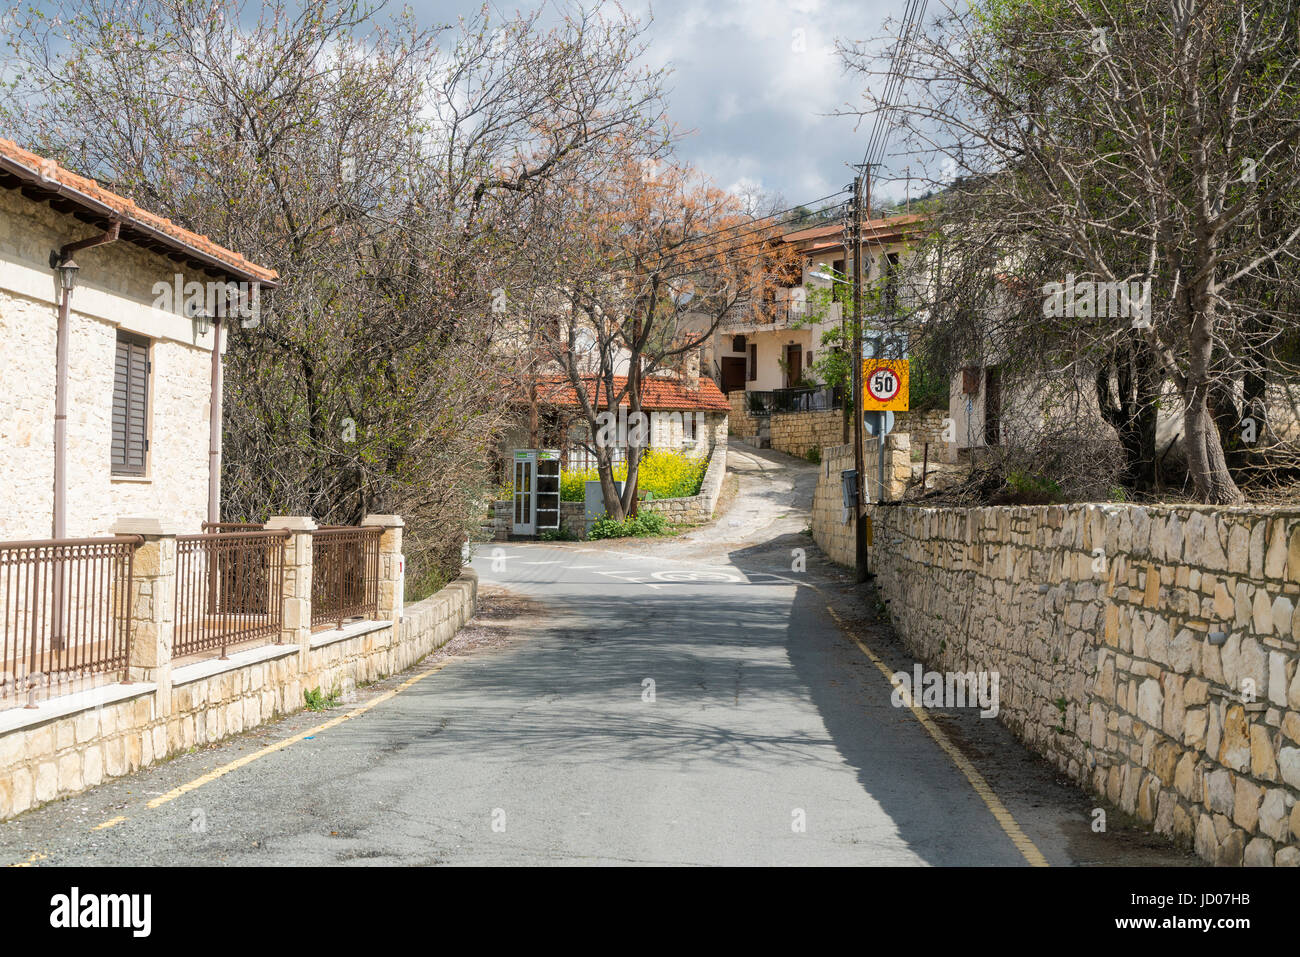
[363,514,405,623]
[888,432,912,499]
[112,517,178,715]
[265,517,316,661]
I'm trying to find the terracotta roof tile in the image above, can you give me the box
[528,374,731,412]
[0,138,278,285]
[783,212,925,245]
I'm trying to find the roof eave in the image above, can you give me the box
[0,153,279,288]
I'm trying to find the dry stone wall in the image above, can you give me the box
[810,437,915,568]
[770,410,843,458]
[727,390,760,440]
[867,503,1300,866]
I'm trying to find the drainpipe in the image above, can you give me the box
[50,221,119,649]
[208,316,222,525]
[52,221,120,540]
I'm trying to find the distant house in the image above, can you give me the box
[702,213,924,398]
[500,362,730,477]
[0,138,278,541]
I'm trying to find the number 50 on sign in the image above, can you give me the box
[862,359,909,411]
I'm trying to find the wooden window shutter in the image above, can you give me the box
[747,344,757,381]
[961,367,981,395]
[112,332,150,475]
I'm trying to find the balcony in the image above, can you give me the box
[743,386,844,416]
[727,292,842,333]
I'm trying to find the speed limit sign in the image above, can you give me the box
[862,359,909,411]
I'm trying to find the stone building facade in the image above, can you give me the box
[0,138,276,541]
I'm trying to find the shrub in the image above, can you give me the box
[587,511,670,540]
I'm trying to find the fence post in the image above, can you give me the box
[265,517,316,665]
[111,518,177,716]
[363,514,405,624]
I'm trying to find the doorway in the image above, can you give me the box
[720,356,746,394]
[783,344,803,388]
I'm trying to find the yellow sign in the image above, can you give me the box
[862,359,909,411]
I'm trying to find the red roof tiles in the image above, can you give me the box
[528,374,731,413]
[0,137,278,285]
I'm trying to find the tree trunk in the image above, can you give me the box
[1183,266,1244,505]
[1184,387,1243,504]
[1095,337,1160,490]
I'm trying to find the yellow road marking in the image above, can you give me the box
[146,659,453,810]
[9,851,47,867]
[92,815,126,831]
[824,604,1049,867]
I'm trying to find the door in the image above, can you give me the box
[783,344,802,388]
[720,356,746,394]
[512,453,535,535]
[984,366,1001,446]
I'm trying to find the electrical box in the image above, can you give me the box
[584,480,626,521]
[841,469,859,509]
[512,449,561,536]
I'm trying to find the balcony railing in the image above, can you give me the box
[744,386,844,416]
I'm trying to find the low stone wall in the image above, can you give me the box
[810,437,913,568]
[771,410,844,458]
[868,503,1300,866]
[0,571,477,821]
[899,409,949,449]
[641,442,729,526]
[728,390,760,440]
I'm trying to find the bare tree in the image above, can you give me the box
[535,155,797,519]
[840,0,1300,503]
[2,0,669,582]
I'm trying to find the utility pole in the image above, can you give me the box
[851,171,870,583]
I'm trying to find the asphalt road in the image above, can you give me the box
[0,445,1196,866]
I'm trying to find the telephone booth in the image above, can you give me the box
[512,449,561,536]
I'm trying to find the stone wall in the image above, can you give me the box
[900,409,949,450]
[770,410,844,458]
[769,408,948,462]
[867,502,1300,866]
[810,437,914,568]
[728,390,761,440]
[640,442,729,526]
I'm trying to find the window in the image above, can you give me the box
[112,331,150,475]
[961,367,981,395]
[806,350,814,368]
[683,412,697,441]
[884,252,900,310]
[747,343,757,381]
[731,335,747,353]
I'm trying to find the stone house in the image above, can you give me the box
[0,138,278,541]
[499,367,730,479]
[702,213,924,397]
